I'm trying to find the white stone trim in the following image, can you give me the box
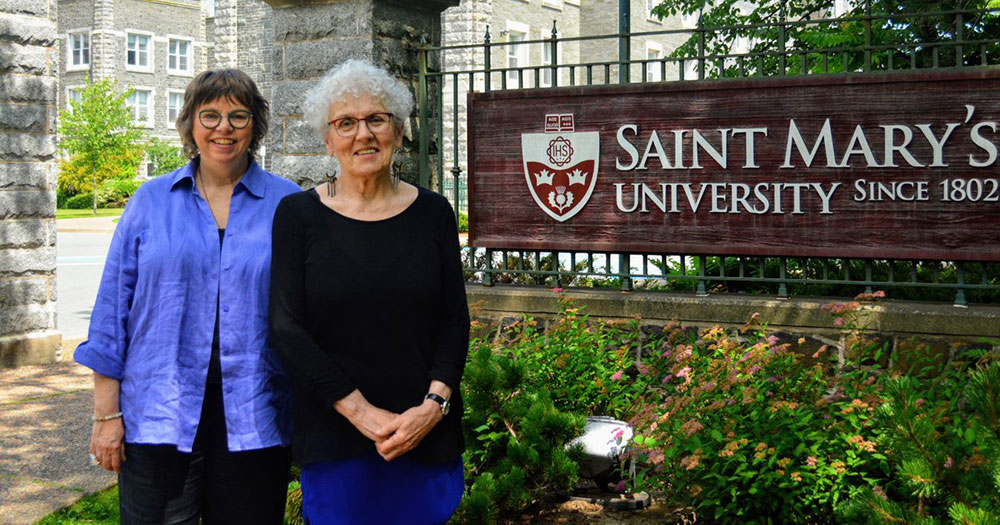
[66,30,91,72]
[124,29,155,73]
[166,35,194,77]
[541,0,562,10]
[127,86,156,128]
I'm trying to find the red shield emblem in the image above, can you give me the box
[521,132,600,222]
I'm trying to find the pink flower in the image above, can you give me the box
[551,287,564,293]
[872,485,887,500]
[615,480,627,492]
[676,367,690,378]
[767,335,780,346]
[637,362,649,376]
[944,456,954,469]
[662,374,673,384]
[611,371,623,381]
[806,456,818,467]
[834,317,845,327]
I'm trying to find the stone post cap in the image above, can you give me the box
[261,0,459,10]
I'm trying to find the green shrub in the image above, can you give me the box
[99,177,142,207]
[454,343,586,524]
[146,137,188,176]
[457,211,468,233]
[64,192,95,209]
[836,353,1000,524]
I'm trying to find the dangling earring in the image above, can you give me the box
[325,169,338,197]
[391,161,401,188]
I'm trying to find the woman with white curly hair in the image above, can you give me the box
[269,59,469,524]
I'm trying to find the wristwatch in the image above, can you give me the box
[424,393,450,416]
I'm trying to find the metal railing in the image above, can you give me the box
[419,1,1000,305]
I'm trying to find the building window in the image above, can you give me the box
[66,86,84,112]
[646,42,663,82]
[540,31,561,87]
[833,0,853,17]
[168,38,192,75]
[506,24,529,88]
[126,32,152,71]
[68,32,90,70]
[647,0,661,21]
[127,88,154,127]
[167,91,184,123]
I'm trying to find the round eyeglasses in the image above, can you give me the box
[327,112,394,137]
[198,109,253,130]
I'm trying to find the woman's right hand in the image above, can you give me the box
[334,390,398,444]
[90,418,126,473]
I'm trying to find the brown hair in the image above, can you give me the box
[176,69,269,160]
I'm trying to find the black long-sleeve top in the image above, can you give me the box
[269,187,470,465]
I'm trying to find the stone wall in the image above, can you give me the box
[265,0,457,187]
[1,0,61,367]
[468,286,1000,362]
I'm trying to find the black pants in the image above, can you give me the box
[117,382,291,524]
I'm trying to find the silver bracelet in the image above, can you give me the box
[92,411,123,422]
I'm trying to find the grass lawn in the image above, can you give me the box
[55,208,124,219]
[36,486,118,525]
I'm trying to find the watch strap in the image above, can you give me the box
[424,393,449,415]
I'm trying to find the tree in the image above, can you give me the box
[651,0,1000,79]
[58,79,145,213]
[146,137,188,177]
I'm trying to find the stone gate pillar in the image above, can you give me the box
[262,0,458,186]
[0,0,61,366]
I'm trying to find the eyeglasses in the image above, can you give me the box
[327,113,394,137]
[198,109,253,130]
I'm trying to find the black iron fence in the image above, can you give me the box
[418,2,1000,305]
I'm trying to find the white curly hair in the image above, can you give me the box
[303,59,414,136]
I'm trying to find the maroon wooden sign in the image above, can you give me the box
[467,69,1000,261]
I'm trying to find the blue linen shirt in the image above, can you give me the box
[74,159,300,452]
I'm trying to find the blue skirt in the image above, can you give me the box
[301,451,464,525]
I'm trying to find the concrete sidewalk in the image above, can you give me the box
[55,216,118,235]
[0,343,115,525]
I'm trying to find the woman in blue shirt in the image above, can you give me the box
[75,69,300,524]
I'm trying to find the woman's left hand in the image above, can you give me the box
[374,399,442,461]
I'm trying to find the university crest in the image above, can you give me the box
[521,114,600,222]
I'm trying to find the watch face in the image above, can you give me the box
[441,399,450,416]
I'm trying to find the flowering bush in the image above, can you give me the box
[500,296,655,419]
[625,295,895,522]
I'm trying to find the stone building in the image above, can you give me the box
[1,0,61,365]
[57,0,209,147]
[439,0,690,209]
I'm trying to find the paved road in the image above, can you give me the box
[56,219,115,340]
